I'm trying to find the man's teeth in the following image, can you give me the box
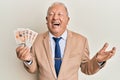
[53,23,60,26]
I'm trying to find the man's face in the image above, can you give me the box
[46,4,69,37]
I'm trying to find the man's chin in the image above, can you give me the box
[50,31,61,36]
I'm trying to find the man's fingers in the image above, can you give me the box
[104,47,116,60]
[16,46,24,53]
[19,47,28,55]
[100,43,109,52]
[110,47,116,56]
[97,45,116,62]
[17,47,26,57]
[16,46,30,60]
[107,50,115,60]
[112,47,116,53]
[20,47,30,58]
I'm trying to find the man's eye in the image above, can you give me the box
[58,13,63,16]
[58,13,61,15]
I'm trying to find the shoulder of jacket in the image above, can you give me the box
[37,31,48,38]
[68,30,87,40]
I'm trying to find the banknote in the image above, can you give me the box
[14,28,38,48]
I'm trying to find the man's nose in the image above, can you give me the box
[53,14,59,20]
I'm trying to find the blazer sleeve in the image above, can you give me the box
[80,38,105,75]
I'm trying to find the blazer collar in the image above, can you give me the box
[43,31,57,79]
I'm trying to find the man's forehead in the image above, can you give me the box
[49,4,66,11]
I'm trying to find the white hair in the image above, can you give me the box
[47,2,69,16]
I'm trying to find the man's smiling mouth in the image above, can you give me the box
[53,22,60,27]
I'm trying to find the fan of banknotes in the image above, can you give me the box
[14,28,38,48]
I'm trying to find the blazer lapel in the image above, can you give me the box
[58,30,73,78]
[43,32,57,79]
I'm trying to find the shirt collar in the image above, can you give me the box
[49,30,67,40]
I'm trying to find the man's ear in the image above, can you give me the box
[68,17,70,21]
[46,17,48,24]
[67,17,70,23]
[46,17,48,20]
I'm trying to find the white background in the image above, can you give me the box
[0,0,120,80]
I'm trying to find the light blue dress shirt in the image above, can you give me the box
[49,30,67,63]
